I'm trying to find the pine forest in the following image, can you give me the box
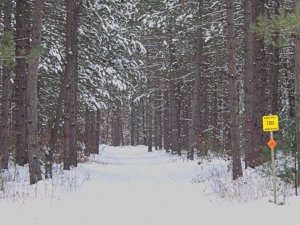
[0,0,300,191]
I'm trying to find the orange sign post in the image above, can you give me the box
[267,138,277,150]
[262,115,279,205]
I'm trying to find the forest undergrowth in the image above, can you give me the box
[0,161,91,206]
[192,156,295,205]
[0,148,297,206]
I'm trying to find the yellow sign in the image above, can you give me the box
[262,115,279,132]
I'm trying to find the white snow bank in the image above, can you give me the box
[0,145,299,225]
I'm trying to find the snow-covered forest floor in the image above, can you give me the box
[0,145,300,224]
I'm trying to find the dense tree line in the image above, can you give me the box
[0,0,299,184]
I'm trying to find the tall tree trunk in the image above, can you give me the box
[95,108,101,154]
[119,107,124,146]
[27,0,43,184]
[0,0,12,170]
[252,0,267,152]
[0,0,2,190]
[244,0,254,168]
[147,61,153,152]
[211,82,219,150]
[70,0,79,167]
[226,0,243,180]
[154,89,159,150]
[177,82,182,155]
[147,96,153,152]
[158,90,163,150]
[154,88,163,150]
[14,0,30,166]
[112,106,122,146]
[169,79,178,154]
[141,100,147,145]
[130,101,135,146]
[112,109,118,146]
[91,111,96,153]
[181,93,190,151]
[188,0,203,160]
[167,19,179,155]
[85,106,91,154]
[293,0,300,186]
[163,89,170,152]
[64,0,80,170]
[271,44,280,114]
[271,2,280,114]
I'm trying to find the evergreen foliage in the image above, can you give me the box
[276,114,299,194]
[251,4,300,46]
[27,45,44,64]
[0,31,15,68]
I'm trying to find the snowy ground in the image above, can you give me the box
[0,145,300,225]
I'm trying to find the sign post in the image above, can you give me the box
[262,115,279,204]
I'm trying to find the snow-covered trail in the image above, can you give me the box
[76,146,213,225]
[1,145,300,225]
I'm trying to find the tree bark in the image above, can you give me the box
[0,0,12,170]
[64,0,80,170]
[252,0,267,152]
[244,0,254,168]
[169,72,178,155]
[188,0,203,160]
[271,2,280,114]
[27,0,43,184]
[152,87,163,150]
[91,111,97,153]
[154,89,159,150]
[85,106,91,154]
[163,89,170,152]
[177,82,182,155]
[14,0,30,166]
[130,101,135,146]
[181,93,190,151]
[70,0,80,167]
[141,100,147,145]
[112,106,122,146]
[158,92,163,150]
[95,108,101,154]
[0,0,2,172]
[293,0,300,186]
[147,96,153,152]
[226,0,243,180]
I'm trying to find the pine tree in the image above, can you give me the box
[27,0,43,184]
[226,0,243,179]
[0,0,13,170]
[14,0,30,166]
[63,0,80,170]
